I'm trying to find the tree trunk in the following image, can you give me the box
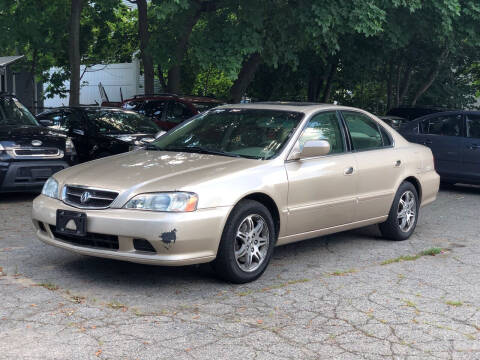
[386,59,394,112]
[68,0,83,106]
[229,53,262,103]
[167,6,203,93]
[157,64,167,91]
[411,49,448,106]
[136,0,154,95]
[399,66,412,105]
[320,58,338,103]
[394,63,401,107]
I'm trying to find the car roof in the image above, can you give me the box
[215,102,338,113]
[123,94,222,103]
[412,110,480,121]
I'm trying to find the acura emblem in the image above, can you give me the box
[31,140,42,147]
[80,191,91,204]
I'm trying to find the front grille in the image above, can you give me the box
[50,225,119,250]
[63,185,118,209]
[15,165,64,183]
[11,147,63,159]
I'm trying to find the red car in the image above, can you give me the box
[120,94,223,131]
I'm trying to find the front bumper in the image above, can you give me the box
[0,160,69,192]
[32,195,231,266]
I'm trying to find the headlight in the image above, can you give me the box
[41,177,59,199]
[124,192,198,212]
[65,137,76,155]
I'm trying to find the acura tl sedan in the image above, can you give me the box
[32,103,439,283]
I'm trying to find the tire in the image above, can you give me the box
[212,200,276,283]
[379,181,419,241]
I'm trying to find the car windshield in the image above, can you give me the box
[86,109,160,134]
[149,108,303,159]
[0,96,39,126]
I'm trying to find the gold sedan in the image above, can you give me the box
[32,103,439,283]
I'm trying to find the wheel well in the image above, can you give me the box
[242,193,280,236]
[403,176,422,201]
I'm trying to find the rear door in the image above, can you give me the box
[341,111,402,221]
[461,113,480,182]
[417,114,463,178]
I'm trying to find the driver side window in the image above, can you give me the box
[298,112,345,154]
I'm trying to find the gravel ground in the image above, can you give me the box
[1,185,480,359]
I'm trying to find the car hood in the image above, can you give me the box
[54,149,260,194]
[0,125,66,149]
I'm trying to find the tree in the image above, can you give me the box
[69,0,84,106]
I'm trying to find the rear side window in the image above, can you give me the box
[142,100,167,119]
[298,111,345,154]
[421,114,462,136]
[167,101,194,124]
[466,114,480,139]
[342,112,384,151]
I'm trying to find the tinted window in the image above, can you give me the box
[466,114,480,139]
[342,112,383,150]
[298,112,344,154]
[63,111,84,131]
[167,102,193,124]
[87,110,160,134]
[142,100,166,119]
[421,114,462,136]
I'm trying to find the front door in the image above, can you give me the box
[285,111,357,235]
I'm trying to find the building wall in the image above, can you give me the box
[44,60,141,107]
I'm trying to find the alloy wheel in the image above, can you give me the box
[234,214,270,272]
[397,190,416,233]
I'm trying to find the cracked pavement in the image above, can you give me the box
[1,185,480,359]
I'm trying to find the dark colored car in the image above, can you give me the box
[36,107,161,163]
[379,115,409,130]
[387,106,454,121]
[399,111,480,185]
[0,94,74,192]
[121,93,223,131]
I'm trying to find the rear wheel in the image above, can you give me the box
[379,181,419,241]
[213,200,275,283]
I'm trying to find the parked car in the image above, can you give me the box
[36,107,162,163]
[0,94,74,192]
[387,106,453,120]
[399,111,480,185]
[379,115,409,130]
[121,93,223,131]
[32,103,439,283]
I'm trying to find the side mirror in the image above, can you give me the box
[38,119,53,127]
[288,140,331,160]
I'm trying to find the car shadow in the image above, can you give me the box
[0,192,38,203]
[440,183,480,195]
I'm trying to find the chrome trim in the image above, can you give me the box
[62,184,119,210]
[8,148,63,159]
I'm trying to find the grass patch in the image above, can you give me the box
[446,300,463,307]
[419,247,443,256]
[38,282,59,291]
[331,269,357,276]
[381,248,446,265]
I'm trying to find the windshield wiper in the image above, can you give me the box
[162,146,242,158]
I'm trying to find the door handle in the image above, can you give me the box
[344,166,354,175]
[394,160,402,167]
[467,144,480,150]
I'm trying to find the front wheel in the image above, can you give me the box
[212,200,276,283]
[379,182,419,241]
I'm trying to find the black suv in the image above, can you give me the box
[36,107,161,163]
[0,95,75,192]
